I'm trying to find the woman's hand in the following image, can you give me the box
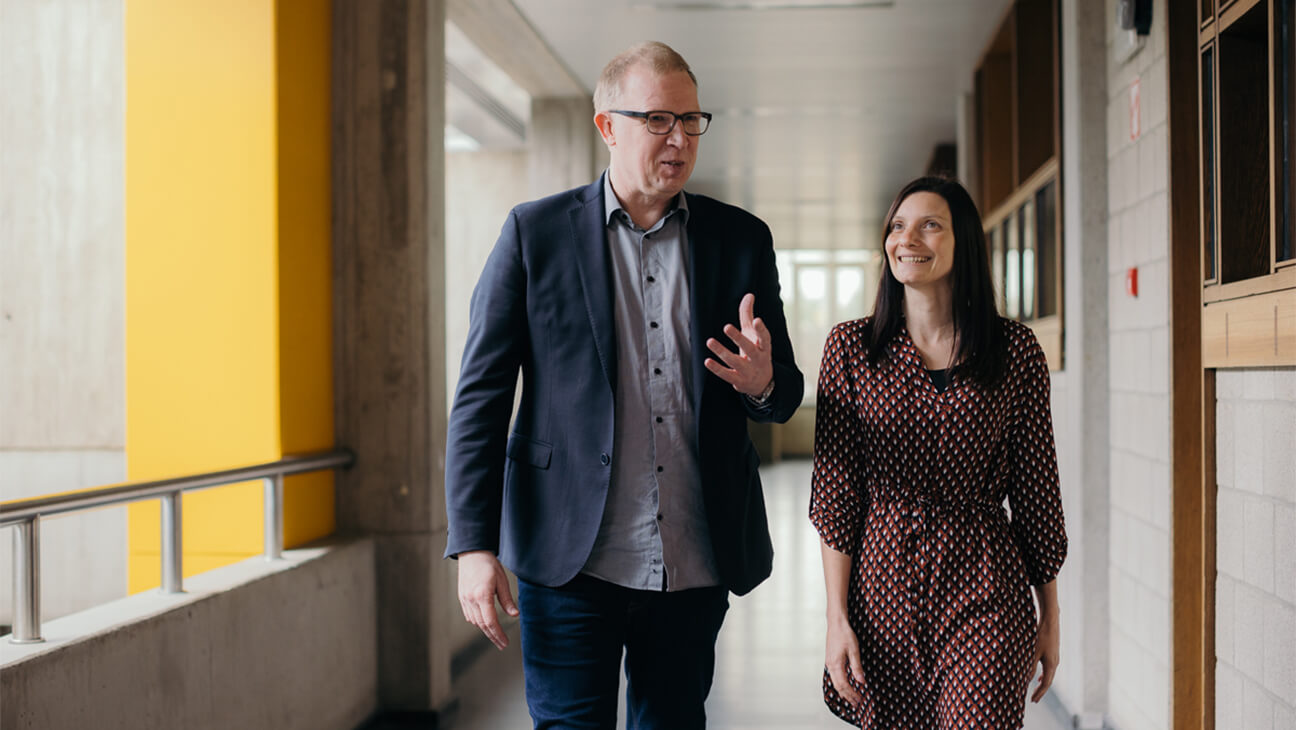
[825,614,866,706]
[1029,581,1060,703]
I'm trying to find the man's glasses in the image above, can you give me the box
[609,110,713,136]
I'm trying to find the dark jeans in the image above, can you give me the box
[516,573,730,730]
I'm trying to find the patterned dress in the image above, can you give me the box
[810,318,1067,729]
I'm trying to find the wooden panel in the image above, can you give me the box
[982,157,1059,228]
[979,48,1015,212]
[1219,0,1264,29]
[1201,287,1296,367]
[1025,314,1062,372]
[1013,0,1057,183]
[1169,0,1211,726]
[977,12,1016,213]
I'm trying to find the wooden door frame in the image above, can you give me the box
[1168,1,1215,728]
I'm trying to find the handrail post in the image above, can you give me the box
[12,518,43,643]
[264,474,283,560]
[160,492,183,594]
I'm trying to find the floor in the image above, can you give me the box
[436,460,1069,730]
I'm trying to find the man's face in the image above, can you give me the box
[597,66,701,207]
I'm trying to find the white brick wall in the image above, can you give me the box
[1104,1,1174,728]
[1215,368,1296,730]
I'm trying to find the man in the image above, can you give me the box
[444,41,802,729]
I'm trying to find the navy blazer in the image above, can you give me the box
[443,178,803,596]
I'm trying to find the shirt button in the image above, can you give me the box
[656,466,664,473]
[600,453,610,466]
[656,513,663,521]
[650,321,659,329]
[654,368,662,375]
[656,416,663,423]
[647,275,656,283]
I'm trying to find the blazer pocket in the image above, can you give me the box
[506,433,553,469]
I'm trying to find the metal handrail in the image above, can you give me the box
[0,449,354,645]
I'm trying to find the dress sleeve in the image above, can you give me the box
[809,323,868,554]
[1005,333,1068,585]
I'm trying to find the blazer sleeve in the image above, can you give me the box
[443,210,528,559]
[742,220,804,424]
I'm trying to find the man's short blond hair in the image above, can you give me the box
[593,41,698,112]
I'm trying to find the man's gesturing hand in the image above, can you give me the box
[457,550,519,650]
[704,292,774,397]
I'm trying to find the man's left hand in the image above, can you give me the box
[704,292,774,397]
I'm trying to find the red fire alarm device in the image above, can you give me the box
[1126,267,1139,297]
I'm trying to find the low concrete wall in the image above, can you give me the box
[0,538,377,730]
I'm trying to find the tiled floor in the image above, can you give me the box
[439,460,1068,730]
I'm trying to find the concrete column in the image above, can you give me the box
[332,0,451,711]
[528,96,607,198]
[1056,0,1110,724]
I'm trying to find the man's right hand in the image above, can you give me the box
[457,550,520,650]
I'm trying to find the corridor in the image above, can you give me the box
[437,461,1068,730]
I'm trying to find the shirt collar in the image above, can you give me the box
[602,169,689,229]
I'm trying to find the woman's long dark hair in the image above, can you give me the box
[863,176,1006,387]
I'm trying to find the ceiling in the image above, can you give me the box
[496,0,1012,249]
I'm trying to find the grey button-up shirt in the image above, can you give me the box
[580,172,721,592]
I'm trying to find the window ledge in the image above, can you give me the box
[1203,267,1296,304]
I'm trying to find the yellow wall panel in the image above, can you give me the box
[126,0,334,593]
[126,0,280,593]
[276,0,336,547]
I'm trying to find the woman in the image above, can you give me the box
[810,176,1067,729]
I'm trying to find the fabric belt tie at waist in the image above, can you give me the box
[871,485,1005,519]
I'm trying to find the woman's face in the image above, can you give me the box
[884,191,956,292]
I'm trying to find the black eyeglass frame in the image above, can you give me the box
[608,110,713,136]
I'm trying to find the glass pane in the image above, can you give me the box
[835,267,867,321]
[1201,0,1212,25]
[990,224,1005,314]
[1019,200,1037,320]
[1203,46,1217,280]
[772,251,793,311]
[1035,180,1059,318]
[1283,0,1294,262]
[786,249,831,264]
[797,265,830,386]
[831,249,874,265]
[1004,216,1020,320]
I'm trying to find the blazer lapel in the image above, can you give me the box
[569,181,618,392]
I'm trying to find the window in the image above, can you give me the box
[1283,0,1294,262]
[776,248,880,396]
[1200,0,1296,281]
[1197,0,1296,368]
[973,0,1063,369]
[1202,44,1217,282]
